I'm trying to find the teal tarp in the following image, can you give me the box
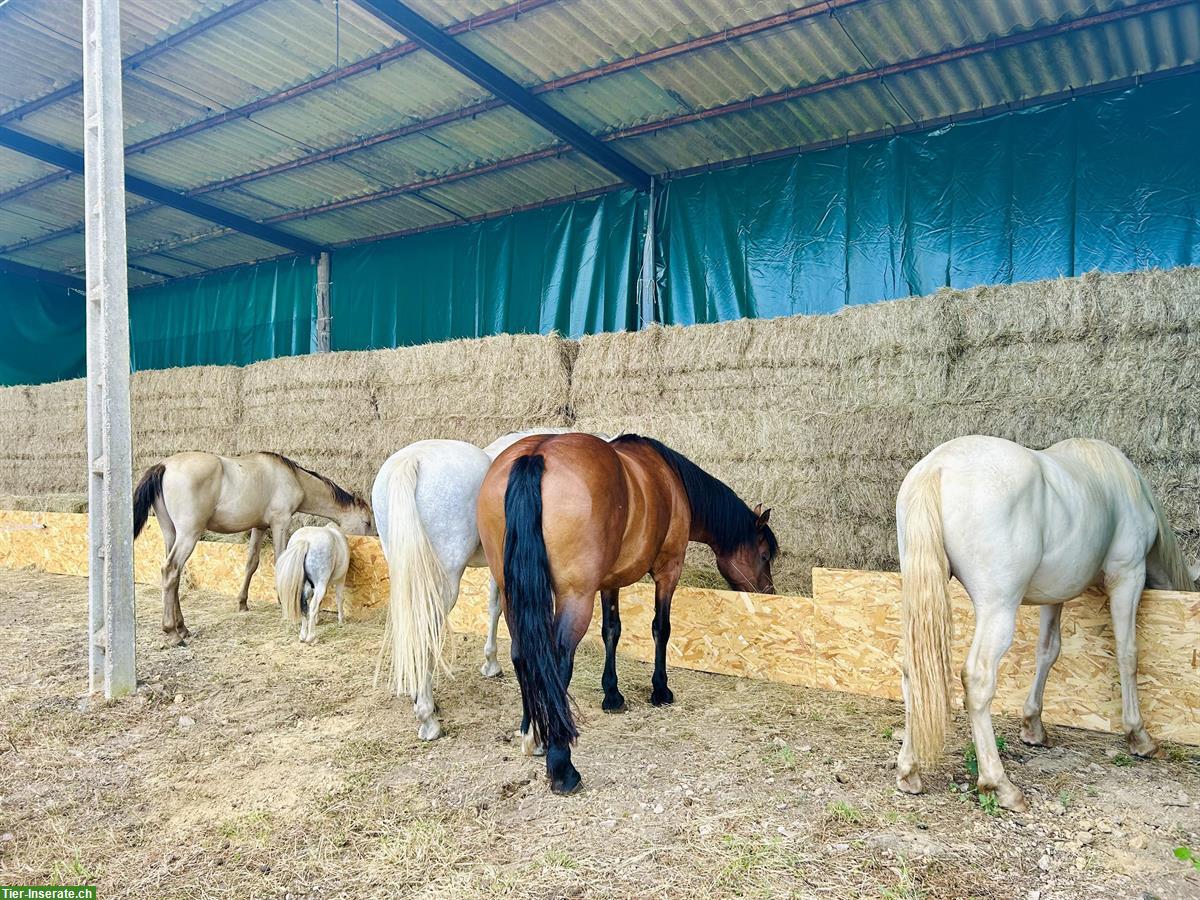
[0,272,84,385]
[331,189,646,351]
[129,256,316,370]
[659,76,1200,324]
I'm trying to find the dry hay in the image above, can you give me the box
[131,364,243,479]
[237,333,575,499]
[573,267,1200,593]
[0,378,86,496]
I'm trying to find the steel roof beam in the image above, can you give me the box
[355,0,653,191]
[0,128,322,255]
[0,256,86,291]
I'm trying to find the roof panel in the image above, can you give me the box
[283,194,455,244]
[418,153,618,218]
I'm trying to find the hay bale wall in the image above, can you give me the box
[573,267,1200,594]
[2,267,1197,590]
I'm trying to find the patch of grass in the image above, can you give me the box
[376,818,457,868]
[963,736,1007,778]
[882,727,894,740]
[826,800,863,824]
[881,858,925,900]
[1111,753,1135,767]
[1166,745,1197,763]
[715,834,807,893]
[1058,789,1072,809]
[541,849,577,870]
[50,856,95,886]
[219,809,272,845]
[1174,846,1200,873]
[978,792,1000,817]
[766,744,798,770]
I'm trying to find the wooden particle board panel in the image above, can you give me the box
[2,511,1196,744]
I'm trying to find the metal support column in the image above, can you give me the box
[638,178,657,328]
[84,0,136,698]
[315,251,331,352]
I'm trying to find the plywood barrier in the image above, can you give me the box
[2,511,1196,744]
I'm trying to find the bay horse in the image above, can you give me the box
[133,451,373,645]
[372,430,596,741]
[275,523,350,644]
[897,436,1195,811]
[477,432,777,794]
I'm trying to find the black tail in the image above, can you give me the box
[503,455,577,747]
[133,463,165,539]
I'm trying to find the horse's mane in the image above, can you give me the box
[612,434,777,558]
[266,453,359,508]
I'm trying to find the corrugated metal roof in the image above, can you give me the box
[0,0,1196,285]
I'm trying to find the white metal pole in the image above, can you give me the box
[316,251,331,352]
[84,0,136,698]
[638,177,656,328]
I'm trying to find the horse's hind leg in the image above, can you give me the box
[480,576,503,678]
[896,668,922,794]
[1107,565,1159,758]
[1021,604,1063,747]
[335,580,345,625]
[650,569,681,706]
[236,528,265,612]
[963,597,1026,811]
[302,579,328,644]
[600,589,625,712]
[162,529,201,645]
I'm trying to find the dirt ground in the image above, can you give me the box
[1,568,1197,899]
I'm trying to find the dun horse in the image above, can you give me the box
[477,432,777,794]
[133,452,373,645]
[275,523,351,644]
[897,436,1195,811]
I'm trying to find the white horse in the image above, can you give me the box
[896,436,1195,811]
[373,430,578,740]
[134,451,373,645]
[275,523,350,643]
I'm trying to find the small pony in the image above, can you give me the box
[897,436,1196,811]
[275,523,351,643]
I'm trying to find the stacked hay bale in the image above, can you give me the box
[574,267,1200,593]
[572,300,953,594]
[0,378,87,502]
[939,267,1200,567]
[131,364,243,478]
[237,333,576,500]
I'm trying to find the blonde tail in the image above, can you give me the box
[374,456,449,698]
[900,468,954,766]
[275,539,309,624]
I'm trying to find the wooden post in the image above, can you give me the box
[316,251,331,352]
[83,0,136,698]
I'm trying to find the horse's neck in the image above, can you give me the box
[293,469,343,521]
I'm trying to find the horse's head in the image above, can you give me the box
[338,497,375,536]
[715,504,777,594]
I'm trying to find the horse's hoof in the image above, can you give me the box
[602,693,626,713]
[163,632,187,648]
[1127,729,1160,759]
[550,768,583,796]
[896,771,923,795]
[982,782,1028,813]
[238,602,249,613]
[418,720,443,741]
[649,687,674,707]
[1020,718,1050,748]
[480,660,502,678]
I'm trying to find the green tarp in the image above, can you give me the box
[0,272,84,386]
[330,189,646,351]
[659,75,1200,324]
[128,256,316,370]
[3,74,1200,382]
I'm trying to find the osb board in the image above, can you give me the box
[448,574,814,686]
[0,510,388,617]
[2,511,1196,743]
[812,568,1200,745]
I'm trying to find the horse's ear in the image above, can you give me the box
[756,506,771,526]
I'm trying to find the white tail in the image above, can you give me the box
[374,455,450,698]
[275,538,309,623]
[900,468,955,766]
